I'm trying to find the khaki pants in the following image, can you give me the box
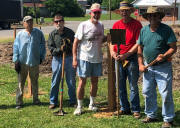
[16,64,39,106]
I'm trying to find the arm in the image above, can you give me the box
[137,44,146,72]
[40,32,46,62]
[13,34,20,63]
[156,42,177,62]
[119,43,138,60]
[72,38,81,68]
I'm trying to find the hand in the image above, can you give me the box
[72,59,78,68]
[156,54,165,62]
[15,62,21,73]
[112,52,120,60]
[139,64,147,72]
[60,38,71,52]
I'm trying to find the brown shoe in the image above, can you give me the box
[49,104,57,109]
[161,122,173,128]
[119,110,131,115]
[142,117,158,123]
[133,112,141,119]
[114,110,131,115]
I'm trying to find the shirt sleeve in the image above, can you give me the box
[13,33,20,63]
[74,23,83,40]
[167,27,177,44]
[137,29,143,46]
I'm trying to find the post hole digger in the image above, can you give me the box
[53,38,70,116]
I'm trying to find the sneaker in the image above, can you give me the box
[88,104,98,112]
[161,121,173,128]
[49,104,57,109]
[74,107,82,115]
[133,112,141,119]
[142,117,158,123]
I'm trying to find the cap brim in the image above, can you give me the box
[91,9,102,12]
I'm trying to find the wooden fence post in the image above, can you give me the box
[107,34,116,110]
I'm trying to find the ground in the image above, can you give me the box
[0,31,180,90]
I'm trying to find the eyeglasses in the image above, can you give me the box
[54,20,64,23]
[93,11,101,14]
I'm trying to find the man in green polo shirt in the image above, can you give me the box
[137,6,177,128]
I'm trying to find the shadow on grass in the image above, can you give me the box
[0,102,49,109]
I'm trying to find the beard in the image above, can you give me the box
[55,25,64,31]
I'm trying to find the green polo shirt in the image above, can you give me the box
[137,23,177,64]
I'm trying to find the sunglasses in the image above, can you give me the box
[148,13,159,18]
[54,20,64,23]
[93,11,101,14]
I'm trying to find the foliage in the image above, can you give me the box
[101,0,134,10]
[23,6,40,18]
[44,0,85,17]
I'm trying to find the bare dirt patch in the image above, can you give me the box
[0,40,179,90]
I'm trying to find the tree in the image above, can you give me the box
[44,0,85,17]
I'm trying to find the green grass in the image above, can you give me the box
[0,64,180,128]
[44,13,122,23]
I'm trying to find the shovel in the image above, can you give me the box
[54,52,67,116]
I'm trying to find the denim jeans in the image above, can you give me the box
[50,56,76,105]
[115,54,140,112]
[143,61,175,122]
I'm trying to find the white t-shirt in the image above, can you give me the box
[75,20,104,63]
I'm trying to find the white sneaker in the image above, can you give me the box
[88,104,98,112]
[74,107,82,115]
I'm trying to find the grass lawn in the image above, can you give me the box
[0,64,180,128]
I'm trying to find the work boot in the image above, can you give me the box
[133,112,141,119]
[161,121,173,128]
[142,117,158,123]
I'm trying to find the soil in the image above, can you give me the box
[0,25,180,90]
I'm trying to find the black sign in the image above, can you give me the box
[110,29,126,45]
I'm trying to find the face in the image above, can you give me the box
[147,13,161,24]
[23,19,33,30]
[54,16,64,30]
[90,11,101,23]
[120,9,131,19]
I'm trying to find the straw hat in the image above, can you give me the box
[90,3,101,12]
[119,1,135,12]
[142,6,165,20]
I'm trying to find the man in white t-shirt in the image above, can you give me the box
[72,3,104,115]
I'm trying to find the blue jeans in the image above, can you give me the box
[143,61,175,122]
[116,54,140,112]
[50,56,76,105]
